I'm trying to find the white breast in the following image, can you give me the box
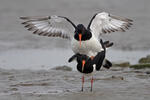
[71,35,103,57]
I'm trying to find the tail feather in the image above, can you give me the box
[103,59,112,69]
[103,41,114,48]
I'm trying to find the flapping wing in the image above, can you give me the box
[20,15,76,40]
[87,12,133,38]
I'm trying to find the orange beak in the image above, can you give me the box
[79,34,82,48]
[82,60,85,72]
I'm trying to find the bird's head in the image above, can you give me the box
[68,53,88,72]
[75,24,86,48]
[76,54,88,72]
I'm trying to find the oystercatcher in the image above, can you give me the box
[68,39,111,91]
[20,12,133,58]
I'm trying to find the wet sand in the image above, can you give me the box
[0,67,150,100]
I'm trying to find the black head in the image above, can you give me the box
[68,53,94,74]
[76,24,86,34]
[74,24,92,47]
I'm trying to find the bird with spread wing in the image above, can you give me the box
[20,12,133,59]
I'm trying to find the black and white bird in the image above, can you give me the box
[68,39,111,91]
[20,12,133,58]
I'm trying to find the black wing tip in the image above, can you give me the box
[68,53,81,63]
[68,57,73,63]
[20,16,28,20]
[126,18,133,22]
[21,22,27,24]
[103,59,112,69]
[20,16,51,21]
[110,14,133,23]
[103,41,109,44]
[68,55,77,62]
[100,39,103,44]
[104,41,114,48]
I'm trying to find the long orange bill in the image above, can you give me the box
[79,34,82,48]
[82,60,85,72]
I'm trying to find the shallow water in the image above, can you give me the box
[0,68,150,100]
[0,49,150,70]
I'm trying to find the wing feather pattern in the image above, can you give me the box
[20,15,76,40]
[87,12,133,38]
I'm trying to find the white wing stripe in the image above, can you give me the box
[42,26,50,32]
[34,23,48,27]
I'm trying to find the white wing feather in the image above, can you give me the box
[20,15,75,39]
[88,12,133,39]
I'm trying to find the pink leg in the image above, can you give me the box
[91,76,94,92]
[81,75,84,91]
